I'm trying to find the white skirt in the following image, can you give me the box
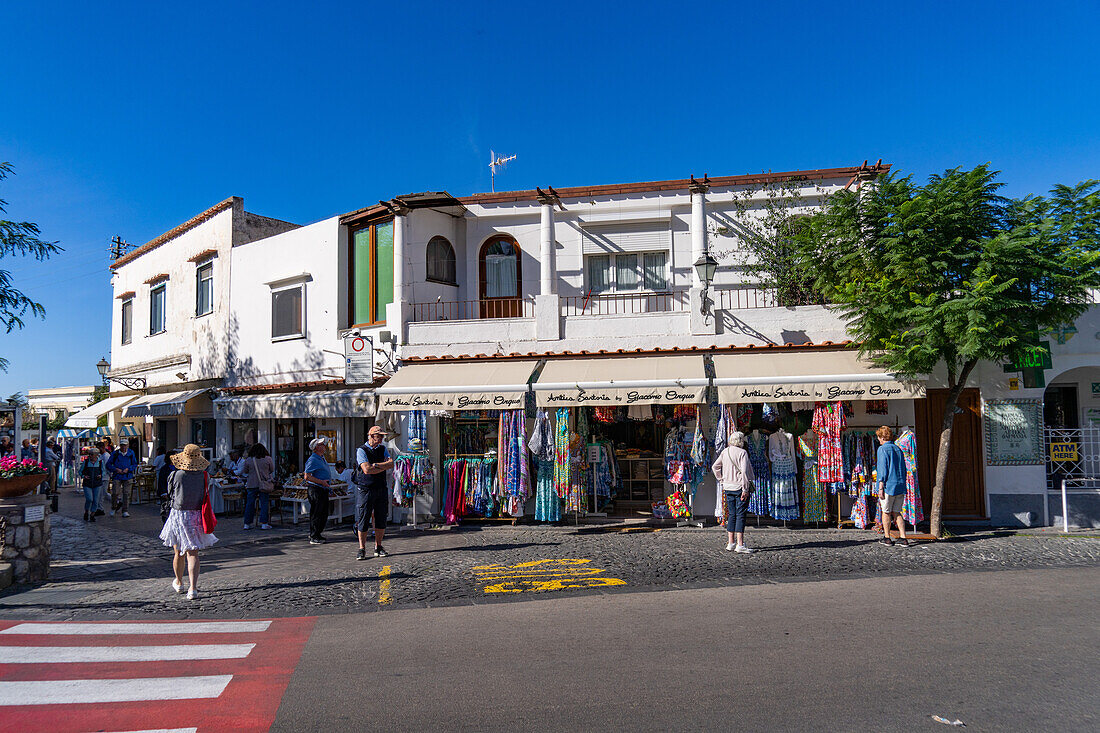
[159,508,218,551]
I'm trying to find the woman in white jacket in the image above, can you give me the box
[711,430,757,554]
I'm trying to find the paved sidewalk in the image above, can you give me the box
[2,494,1099,620]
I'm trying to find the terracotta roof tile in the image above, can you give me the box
[112,197,238,270]
[144,273,169,285]
[400,342,857,363]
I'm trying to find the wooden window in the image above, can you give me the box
[350,219,394,325]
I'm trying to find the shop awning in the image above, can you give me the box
[123,389,210,418]
[534,355,708,407]
[64,395,139,429]
[711,350,925,403]
[376,361,539,411]
[213,388,377,420]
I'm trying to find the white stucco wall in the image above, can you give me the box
[227,216,350,386]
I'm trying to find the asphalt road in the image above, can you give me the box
[275,566,1100,733]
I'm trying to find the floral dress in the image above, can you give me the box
[798,431,828,522]
[896,429,924,526]
[812,402,846,492]
[768,431,799,521]
[746,431,773,517]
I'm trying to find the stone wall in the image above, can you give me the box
[0,494,51,583]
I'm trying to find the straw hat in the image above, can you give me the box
[171,443,210,471]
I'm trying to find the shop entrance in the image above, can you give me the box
[156,419,178,453]
[915,388,986,518]
[589,419,665,516]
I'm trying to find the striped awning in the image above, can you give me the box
[56,428,81,438]
[117,425,141,438]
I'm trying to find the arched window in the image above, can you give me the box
[426,236,457,285]
[478,235,523,318]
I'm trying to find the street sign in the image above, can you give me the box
[344,335,374,385]
[1049,442,1079,463]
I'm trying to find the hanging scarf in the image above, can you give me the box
[528,409,554,462]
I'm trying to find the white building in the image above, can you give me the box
[26,386,96,421]
[99,196,298,457]
[99,163,1100,527]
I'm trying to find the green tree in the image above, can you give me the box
[799,165,1100,537]
[721,176,826,307]
[0,162,62,371]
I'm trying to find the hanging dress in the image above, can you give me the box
[812,402,846,493]
[798,431,828,522]
[553,408,571,500]
[768,430,799,520]
[529,409,560,522]
[896,429,924,526]
[745,431,773,517]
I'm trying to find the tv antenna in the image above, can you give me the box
[489,150,516,192]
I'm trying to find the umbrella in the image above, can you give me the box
[117,424,141,438]
[56,428,80,439]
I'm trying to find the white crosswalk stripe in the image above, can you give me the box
[0,621,272,635]
[0,643,255,663]
[0,675,234,705]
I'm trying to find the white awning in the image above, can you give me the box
[213,388,377,420]
[123,389,210,418]
[534,355,708,407]
[711,350,925,403]
[64,395,139,428]
[375,361,539,411]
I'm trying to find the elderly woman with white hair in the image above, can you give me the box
[711,430,757,554]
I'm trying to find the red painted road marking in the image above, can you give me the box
[0,617,316,733]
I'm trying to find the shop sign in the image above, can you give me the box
[378,391,525,411]
[1085,408,1100,426]
[716,380,924,404]
[983,399,1043,465]
[1049,442,1079,462]
[1008,377,1020,391]
[537,385,706,407]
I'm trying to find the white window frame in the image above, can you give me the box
[585,250,668,293]
[149,283,166,336]
[268,275,310,342]
[195,261,214,317]
[121,297,133,345]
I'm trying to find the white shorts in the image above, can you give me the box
[879,494,905,514]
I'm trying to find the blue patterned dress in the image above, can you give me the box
[746,431,773,517]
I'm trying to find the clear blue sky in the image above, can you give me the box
[1,0,1098,396]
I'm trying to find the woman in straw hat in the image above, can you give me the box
[159,444,217,600]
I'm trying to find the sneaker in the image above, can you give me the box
[260,524,272,530]
[83,512,89,521]
[309,538,325,545]
[880,537,895,547]
[243,524,253,530]
[356,548,367,561]
[109,510,115,517]
[121,511,130,518]
[725,542,736,551]
[89,515,95,523]
[94,509,105,516]
[172,579,183,594]
[374,546,388,557]
[899,538,912,548]
[186,588,197,600]
[734,545,756,554]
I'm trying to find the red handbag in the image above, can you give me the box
[201,471,218,533]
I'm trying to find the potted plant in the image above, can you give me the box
[0,456,47,498]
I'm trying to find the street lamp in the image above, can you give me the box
[96,357,146,391]
[694,251,719,319]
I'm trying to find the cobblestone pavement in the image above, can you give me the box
[2,506,1099,620]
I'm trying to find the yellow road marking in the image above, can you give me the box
[378,565,392,605]
[473,559,626,594]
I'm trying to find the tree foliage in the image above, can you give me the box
[0,162,62,371]
[797,165,1100,535]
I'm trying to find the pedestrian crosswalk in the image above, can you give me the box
[0,617,315,733]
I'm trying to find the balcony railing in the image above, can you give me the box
[561,290,689,317]
[409,298,533,322]
[409,286,826,323]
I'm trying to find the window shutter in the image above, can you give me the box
[582,222,671,254]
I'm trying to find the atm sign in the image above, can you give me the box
[1049,442,1079,462]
